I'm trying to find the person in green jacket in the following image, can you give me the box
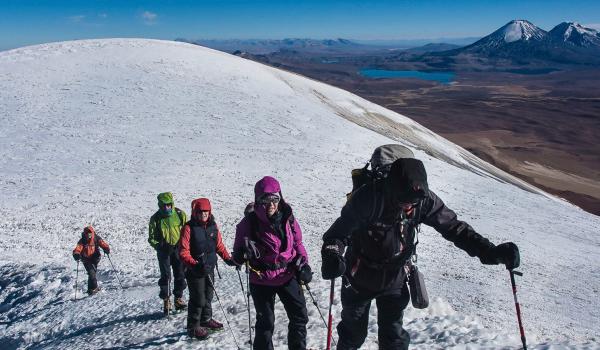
[149,192,188,314]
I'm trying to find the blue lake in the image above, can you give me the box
[359,69,455,84]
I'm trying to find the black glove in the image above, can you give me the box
[104,248,110,255]
[481,242,520,270]
[232,250,247,265]
[224,258,240,268]
[321,240,346,280]
[297,264,313,284]
[73,253,81,261]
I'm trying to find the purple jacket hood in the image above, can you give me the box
[254,176,281,199]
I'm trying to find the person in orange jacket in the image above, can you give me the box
[179,198,237,339]
[73,226,110,295]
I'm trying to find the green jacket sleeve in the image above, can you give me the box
[148,215,159,249]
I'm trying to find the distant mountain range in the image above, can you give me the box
[177,37,477,56]
[180,20,600,66]
[176,38,375,55]
[438,20,600,65]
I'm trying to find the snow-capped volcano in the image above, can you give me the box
[1,39,599,349]
[549,22,600,47]
[459,20,548,53]
[501,20,547,43]
[444,19,600,64]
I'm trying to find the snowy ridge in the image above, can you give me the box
[563,22,598,38]
[1,39,599,349]
[549,22,600,47]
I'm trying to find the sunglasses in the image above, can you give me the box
[257,194,280,205]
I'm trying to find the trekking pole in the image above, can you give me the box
[207,274,241,349]
[216,261,222,279]
[304,283,337,347]
[245,261,253,346]
[74,261,80,301]
[106,254,124,290]
[236,268,249,309]
[167,276,171,319]
[509,270,527,350]
[326,279,335,350]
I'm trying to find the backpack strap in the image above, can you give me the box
[248,211,259,242]
[368,183,385,224]
[175,207,185,226]
[288,214,296,236]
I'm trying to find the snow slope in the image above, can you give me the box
[1,39,599,349]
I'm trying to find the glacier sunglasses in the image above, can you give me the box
[257,194,280,206]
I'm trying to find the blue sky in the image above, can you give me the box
[1,0,599,50]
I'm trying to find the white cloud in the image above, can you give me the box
[141,11,158,25]
[68,15,86,23]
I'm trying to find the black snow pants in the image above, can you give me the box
[82,258,100,292]
[337,277,411,350]
[157,247,187,299]
[185,269,215,329]
[250,277,308,350]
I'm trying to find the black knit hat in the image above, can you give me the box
[388,158,429,202]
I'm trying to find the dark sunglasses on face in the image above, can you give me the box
[258,194,280,205]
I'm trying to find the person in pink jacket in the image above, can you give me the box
[232,176,312,350]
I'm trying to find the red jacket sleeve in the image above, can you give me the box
[215,225,232,261]
[179,224,197,267]
[73,240,84,255]
[98,238,110,252]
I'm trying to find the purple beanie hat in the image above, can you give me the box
[254,176,281,200]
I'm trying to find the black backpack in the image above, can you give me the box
[345,145,423,293]
[347,144,415,199]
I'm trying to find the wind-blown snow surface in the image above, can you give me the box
[1,39,599,349]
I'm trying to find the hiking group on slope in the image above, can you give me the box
[71,144,521,350]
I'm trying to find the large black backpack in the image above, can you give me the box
[346,145,423,293]
[347,144,415,199]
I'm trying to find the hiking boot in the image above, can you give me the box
[163,298,172,315]
[174,297,187,310]
[87,287,100,295]
[187,326,209,340]
[200,319,224,330]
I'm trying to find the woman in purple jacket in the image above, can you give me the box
[233,176,312,350]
